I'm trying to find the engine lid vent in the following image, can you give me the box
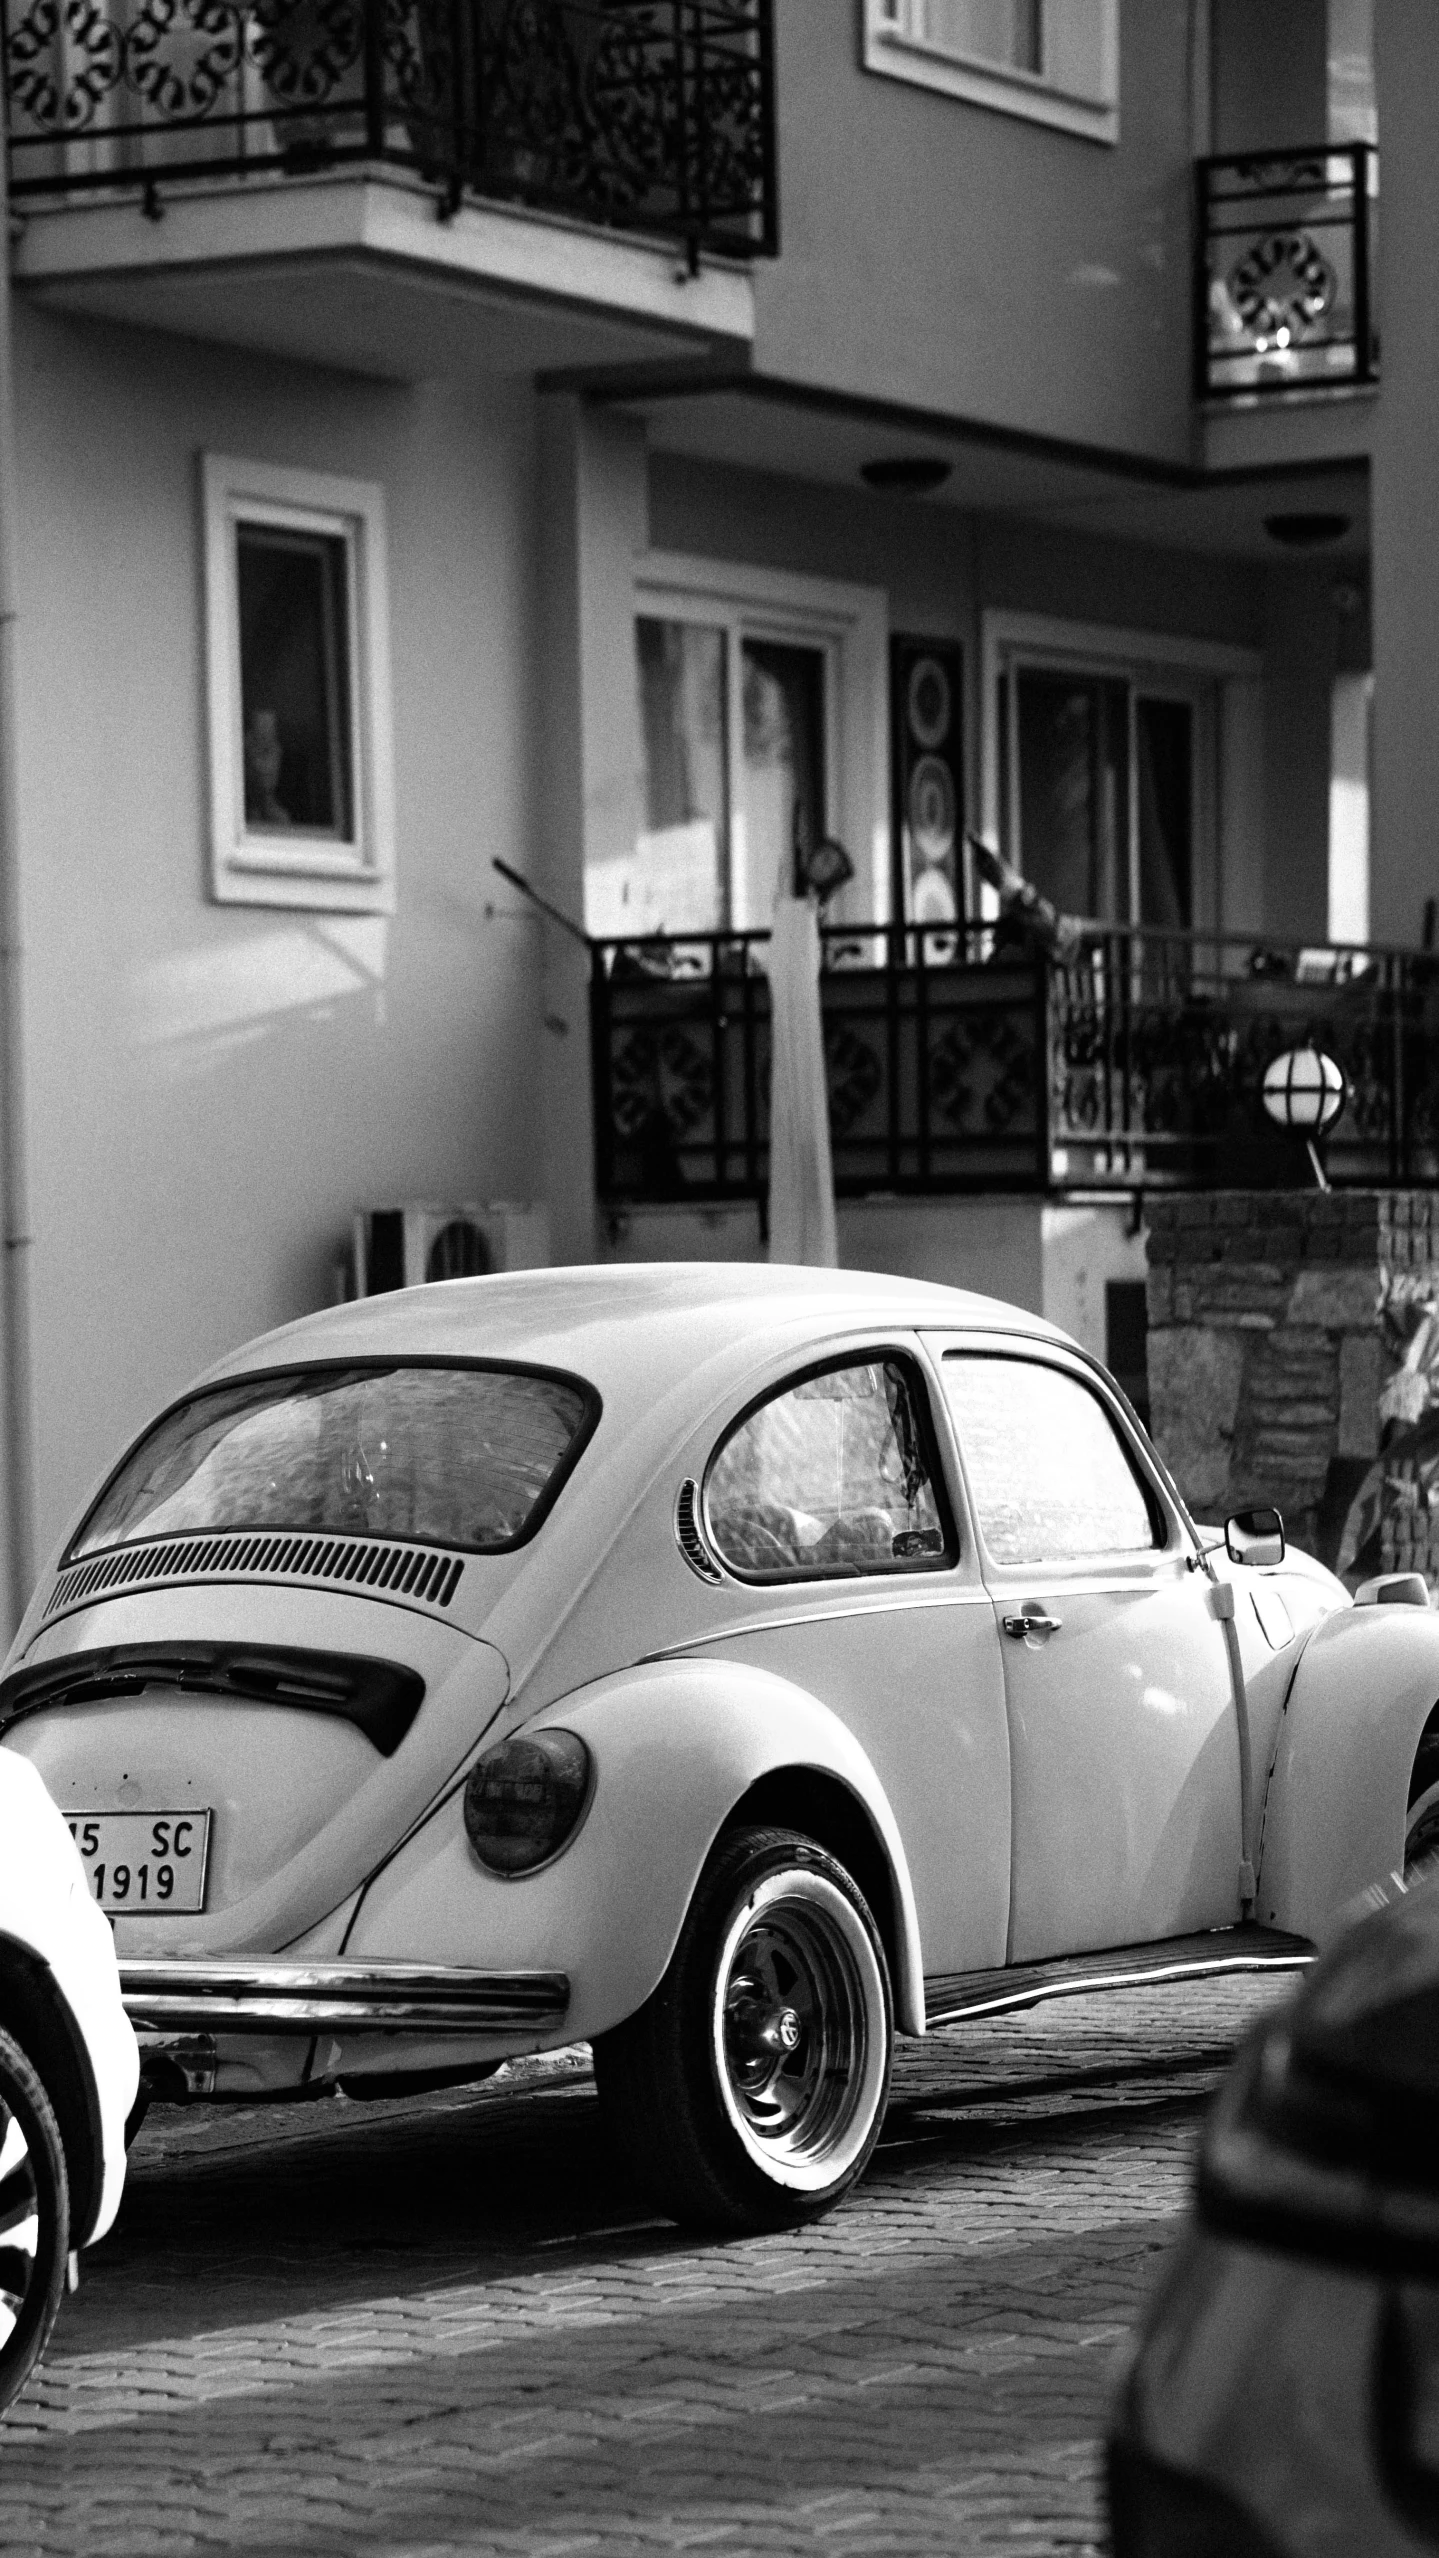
[674,1479,723,1585]
[44,1531,465,1623]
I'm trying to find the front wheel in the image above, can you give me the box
[594,1824,893,2235]
[0,2028,70,2418]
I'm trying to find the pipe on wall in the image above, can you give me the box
[0,222,37,1629]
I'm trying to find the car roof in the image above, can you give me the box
[200,1262,1070,1410]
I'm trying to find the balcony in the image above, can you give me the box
[2,0,774,255]
[1,0,772,374]
[1197,144,1375,403]
[592,926,1439,1208]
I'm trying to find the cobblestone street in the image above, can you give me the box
[0,1976,1294,2558]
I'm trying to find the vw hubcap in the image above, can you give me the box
[714,1868,890,2194]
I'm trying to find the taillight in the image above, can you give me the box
[462,1730,592,1878]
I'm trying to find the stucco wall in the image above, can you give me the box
[1371,0,1439,948]
[755,0,1199,461]
[12,305,544,1556]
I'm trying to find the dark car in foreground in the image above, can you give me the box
[1109,1868,1439,2556]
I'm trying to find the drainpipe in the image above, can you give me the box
[0,214,36,1630]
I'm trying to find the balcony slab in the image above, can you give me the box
[13,172,755,382]
[1202,386,1377,478]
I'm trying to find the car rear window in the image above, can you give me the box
[70,1364,595,1559]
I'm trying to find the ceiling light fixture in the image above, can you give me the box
[1263,511,1353,548]
[860,456,952,496]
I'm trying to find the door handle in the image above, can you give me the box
[1003,1610,1062,1640]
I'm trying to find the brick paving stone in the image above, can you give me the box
[0,1978,1294,2558]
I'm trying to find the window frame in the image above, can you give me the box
[622,553,888,935]
[939,1345,1172,1572]
[701,1345,959,1586]
[65,1356,603,1564]
[862,0,1121,147]
[202,453,396,914]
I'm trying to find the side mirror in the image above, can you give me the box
[1226,1505,1285,1569]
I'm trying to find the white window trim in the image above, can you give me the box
[863,0,1120,146]
[980,609,1263,937]
[203,452,396,914]
[633,552,889,931]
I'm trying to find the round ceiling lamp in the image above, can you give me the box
[1262,1045,1346,1189]
[860,456,952,496]
[1263,511,1353,548]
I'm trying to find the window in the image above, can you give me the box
[980,614,1264,941]
[704,1356,951,1580]
[998,665,1201,932]
[73,1364,596,1558]
[203,454,395,912]
[864,0,1119,146]
[587,556,886,940]
[942,1355,1159,1564]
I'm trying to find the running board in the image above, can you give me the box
[923,1924,1315,2030]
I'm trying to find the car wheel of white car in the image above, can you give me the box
[0,2028,69,2418]
[593,1824,893,2234]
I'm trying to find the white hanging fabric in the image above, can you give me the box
[765,892,838,1268]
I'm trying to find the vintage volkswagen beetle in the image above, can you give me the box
[0,1264,1433,2234]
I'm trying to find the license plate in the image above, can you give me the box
[64,1811,211,1915]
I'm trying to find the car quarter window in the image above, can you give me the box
[941,1354,1161,1567]
[704,1356,951,1580]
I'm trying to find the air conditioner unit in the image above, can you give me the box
[352,1202,549,1297]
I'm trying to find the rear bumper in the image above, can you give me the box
[119,1957,570,2038]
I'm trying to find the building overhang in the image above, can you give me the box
[557,362,1372,565]
[13,175,756,382]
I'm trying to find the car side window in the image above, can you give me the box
[705,1356,951,1580]
[942,1354,1160,1566]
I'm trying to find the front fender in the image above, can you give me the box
[345,1658,927,2040]
[1258,1606,1439,1944]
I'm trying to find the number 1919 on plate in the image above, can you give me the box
[65,1810,211,1914]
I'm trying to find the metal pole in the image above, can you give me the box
[0,218,36,1628]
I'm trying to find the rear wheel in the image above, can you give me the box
[594,1824,893,2234]
[0,2029,69,2418]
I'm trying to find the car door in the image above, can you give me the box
[937,1343,1243,1964]
[675,1343,1013,1978]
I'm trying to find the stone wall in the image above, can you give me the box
[1145,1191,1439,1570]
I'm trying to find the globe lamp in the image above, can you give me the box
[1261,1045,1346,1188]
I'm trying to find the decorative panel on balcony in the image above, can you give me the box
[1,0,777,260]
[1197,145,1375,401]
[591,929,1045,1205]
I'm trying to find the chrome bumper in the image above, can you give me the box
[119,1957,570,2038]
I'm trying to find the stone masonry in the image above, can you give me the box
[1144,1190,1439,1565]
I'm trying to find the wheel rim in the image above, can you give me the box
[0,2102,41,2360]
[712,1868,889,2195]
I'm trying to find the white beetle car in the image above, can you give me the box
[0,1750,138,2410]
[0,1264,1434,2235]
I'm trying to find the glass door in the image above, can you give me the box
[997,658,1213,975]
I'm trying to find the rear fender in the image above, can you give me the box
[1258,1607,1439,1943]
[347,1659,927,2039]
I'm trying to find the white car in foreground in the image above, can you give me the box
[0,1750,138,2412]
[3,1263,1439,2235]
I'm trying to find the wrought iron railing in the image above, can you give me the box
[591,924,1439,1206]
[1197,144,1375,400]
[1,0,776,260]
